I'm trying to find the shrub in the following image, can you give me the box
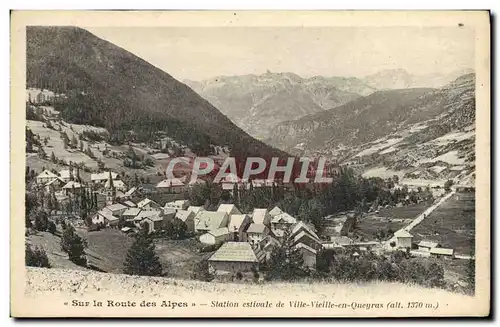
[190,259,214,282]
[25,245,51,268]
[60,223,88,266]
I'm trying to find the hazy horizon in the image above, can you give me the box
[86,26,475,82]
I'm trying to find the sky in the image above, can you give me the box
[86,26,475,82]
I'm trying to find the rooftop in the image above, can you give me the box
[246,223,268,234]
[209,242,264,263]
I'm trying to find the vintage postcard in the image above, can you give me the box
[11,11,490,317]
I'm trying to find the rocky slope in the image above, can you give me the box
[26,26,284,158]
[185,72,373,139]
[268,73,476,186]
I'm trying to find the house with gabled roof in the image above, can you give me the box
[92,209,119,227]
[104,203,128,217]
[58,169,71,182]
[105,179,127,192]
[194,211,229,233]
[251,208,271,226]
[217,204,242,216]
[228,214,252,242]
[245,223,269,245]
[295,243,317,269]
[123,200,137,208]
[199,227,231,245]
[36,170,59,185]
[187,206,205,215]
[175,210,196,232]
[44,177,65,192]
[122,207,142,222]
[156,178,186,194]
[91,171,118,184]
[270,212,297,237]
[141,212,166,234]
[165,199,190,211]
[137,198,161,210]
[417,240,441,252]
[208,242,266,274]
[269,206,284,217]
[430,247,455,259]
[62,181,84,195]
[394,230,413,249]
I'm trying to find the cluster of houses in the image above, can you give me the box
[392,230,456,259]
[34,168,458,278]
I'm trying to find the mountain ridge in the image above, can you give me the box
[26,26,285,158]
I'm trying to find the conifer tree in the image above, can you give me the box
[123,229,163,276]
[266,228,310,281]
[60,223,87,266]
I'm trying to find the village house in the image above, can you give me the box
[103,203,128,218]
[257,235,281,260]
[417,240,441,252]
[394,230,414,249]
[62,181,84,195]
[44,177,65,192]
[133,209,162,228]
[187,206,205,215]
[122,207,142,223]
[36,170,59,185]
[430,247,455,260]
[92,209,119,227]
[199,227,232,245]
[245,224,269,245]
[58,170,71,183]
[270,212,297,237]
[105,179,127,192]
[251,208,271,226]
[141,212,166,234]
[137,198,162,210]
[208,242,266,275]
[220,173,243,192]
[164,200,191,211]
[217,204,242,216]
[123,200,137,208]
[269,206,284,217]
[290,222,322,250]
[91,172,118,184]
[194,211,229,233]
[175,210,196,232]
[295,243,317,269]
[156,178,186,194]
[228,214,252,242]
[118,187,138,201]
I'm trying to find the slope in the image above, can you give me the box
[26,26,284,158]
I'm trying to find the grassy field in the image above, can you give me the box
[354,202,430,241]
[75,228,207,277]
[411,192,475,255]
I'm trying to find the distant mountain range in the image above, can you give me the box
[184,73,374,139]
[267,73,475,153]
[185,68,473,140]
[26,26,284,158]
[363,68,475,90]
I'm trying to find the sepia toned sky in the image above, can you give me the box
[86,26,475,81]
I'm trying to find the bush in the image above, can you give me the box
[190,259,214,282]
[25,245,51,268]
[198,242,223,253]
